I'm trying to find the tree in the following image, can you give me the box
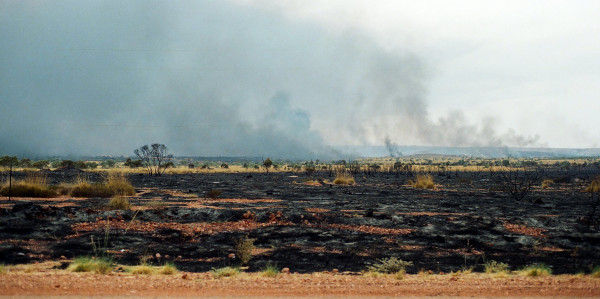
[263,158,273,173]
[134,143,173,176]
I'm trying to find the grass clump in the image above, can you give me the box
[333,171,355,185]
[585,177,600,193]
[211,266,240,278]
[591,266,600,278]
[0,264,6,274]
[69,173,135,198]
[0,173,57,197]
[157,262,178,275]
[68,256,113,274]
[106,196,131,210]
[106,172,136,196]
[411,174,435,189]
[367,257,413,274]
[261,262,280,278]
[128,264,154,275]
[520,264,552,277]
[484,260,509,274]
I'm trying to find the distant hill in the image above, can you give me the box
[336,145,600,159]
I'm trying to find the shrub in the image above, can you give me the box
[484,260,509,274]
[234,235,255,266]
[106,196,131,210]
[211,266,240,278]
[520,264,552,277]
[367,257,413,274]
[333,171,355,185]
[412,174,434,189]
[68,256,113,274]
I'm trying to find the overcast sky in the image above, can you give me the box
[1,0,598,157]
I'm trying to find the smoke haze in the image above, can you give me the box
[0,1,542,159]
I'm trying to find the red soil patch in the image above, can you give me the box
[1,272,599,297]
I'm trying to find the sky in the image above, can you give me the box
[1,0,599,158]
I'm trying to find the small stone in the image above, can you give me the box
[165,255,170,259]
[181,273,188,279]
[281,267,290,274]
[332,269,339,274]
[155,253,161,259]
[228,253,236,259]
[59,255,66,260]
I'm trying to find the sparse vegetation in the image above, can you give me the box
[0,264,6,274]
[520,264,552,277]
[484,260,509,274]
[211,266,240,278]
[367,257,413,274]
[234,235,255,266]
[591,266,600,278]
[68,256,113,274]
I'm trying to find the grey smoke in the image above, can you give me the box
[0,1,542,159]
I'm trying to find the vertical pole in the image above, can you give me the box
[8,163,12,201]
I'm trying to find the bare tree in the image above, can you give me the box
[134,144,173,176]
[491,165,545,202]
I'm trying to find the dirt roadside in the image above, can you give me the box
[1,271,599,298]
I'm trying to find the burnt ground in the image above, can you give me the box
[1,169,599,274]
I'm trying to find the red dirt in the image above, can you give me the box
[1,270,599,297]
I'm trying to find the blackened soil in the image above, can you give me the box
[1,169,599,274]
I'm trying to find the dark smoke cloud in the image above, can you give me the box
[0,1,542,159]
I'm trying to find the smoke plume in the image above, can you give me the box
[0,1,542,158]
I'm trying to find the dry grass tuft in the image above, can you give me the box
[0,173,57,197]
[520,264,552,277]
[333,171,355,185]
[412,174,435,189]
[69,173,135,198]
[585,177,600,193]
[106,196,131,210]
[541,179,554,189]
